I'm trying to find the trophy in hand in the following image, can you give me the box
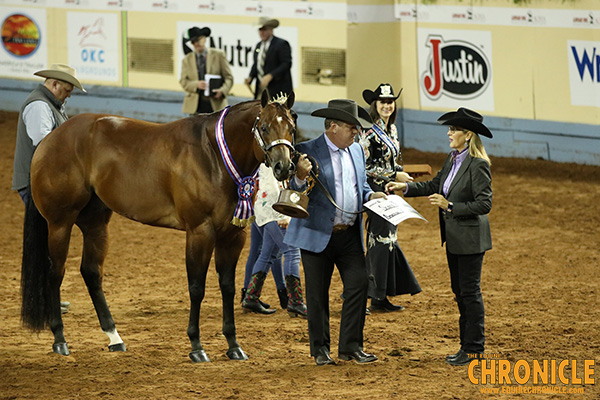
[272,154,318,219]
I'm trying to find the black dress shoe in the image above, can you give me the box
[446,351,480,366]
[242,298,276,314]
[287,302,308,319]
[315,349,336,366]
[339,350,378,363]
[370,298,405,312]
[446,349,464,361]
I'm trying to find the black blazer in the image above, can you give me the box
[249,36,293,99]
[405,153,492,255]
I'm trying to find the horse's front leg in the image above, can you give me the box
[214,228,248,361]
[185,225,215,363]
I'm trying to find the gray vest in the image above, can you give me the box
[12,84,68,190]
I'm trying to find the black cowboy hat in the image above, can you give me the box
[362,83,402,105]
[437,107,493,138]
[187,26,211,42]
[311,99,373,129]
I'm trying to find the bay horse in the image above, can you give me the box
[21,90,296,362]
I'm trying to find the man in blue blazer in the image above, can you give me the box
[244,17,293,100]
[284,99,386,365]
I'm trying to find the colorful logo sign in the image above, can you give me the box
[421,35,491,101]
[1,13,40,57]
[418,29,494,111]
[67,12,119,82]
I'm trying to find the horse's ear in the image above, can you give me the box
[261,89,270,108]
[286,91,295,109]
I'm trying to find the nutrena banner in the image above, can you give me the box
[418,28,494,111]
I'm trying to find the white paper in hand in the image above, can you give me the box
[364,195,427,226]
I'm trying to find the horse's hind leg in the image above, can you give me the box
[45,220,77,355]
[214,229,248,361]
[76,197,125,352]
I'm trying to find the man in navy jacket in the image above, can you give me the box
[245,17,293,100]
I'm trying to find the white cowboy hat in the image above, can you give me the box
[255,16,279,29]
[34,63,86,92]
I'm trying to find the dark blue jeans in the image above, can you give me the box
[18,187,29,205]
[250,221,300,280]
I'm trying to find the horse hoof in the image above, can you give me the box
[189,350,210,363]
[52,342,70,356]
[226,347,248,361]
[109,343,127,352]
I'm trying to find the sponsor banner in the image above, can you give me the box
[418,28,494,111]
[177,21,298,95]
[0,6,47,78]
[394,4,599,29]
[67,11,120,82]
[1,1,596,27]
[568,40,600,108]
[0,1,346,20]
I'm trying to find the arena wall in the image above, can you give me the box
[1,0,598,164]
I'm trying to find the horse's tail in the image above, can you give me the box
[21,189,52,331]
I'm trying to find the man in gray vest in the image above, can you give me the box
[12,63,85,314]
[12,63,85,203]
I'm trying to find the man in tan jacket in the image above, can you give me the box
[179,26,233,114]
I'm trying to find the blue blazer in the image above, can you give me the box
[284,134,373,253]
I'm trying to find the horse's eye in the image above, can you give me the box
[261,124,268,133]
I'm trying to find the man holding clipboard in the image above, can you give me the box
[180,26,233,115]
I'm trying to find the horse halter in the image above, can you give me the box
[251,109,296,167]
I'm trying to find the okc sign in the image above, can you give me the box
[418,29,494,111]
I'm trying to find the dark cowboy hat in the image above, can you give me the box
[187,26,211,41]
[311,99,373,129]
[362,83,402,105]
[437,107,493,138]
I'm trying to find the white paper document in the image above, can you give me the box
[364,195,427,226]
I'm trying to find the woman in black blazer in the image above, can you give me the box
[386,108,493,366]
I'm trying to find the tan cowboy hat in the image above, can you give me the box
[311,99,373,129]
[34,63,86,92]
[255,16,279,29]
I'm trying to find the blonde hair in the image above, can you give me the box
[467,131,491,165]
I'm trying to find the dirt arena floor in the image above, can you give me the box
[0,109,598,400]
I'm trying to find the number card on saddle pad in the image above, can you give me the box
[364,195,427,226]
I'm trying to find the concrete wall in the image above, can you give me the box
[1,0,598,164]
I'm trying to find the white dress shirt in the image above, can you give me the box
[22,101,56,146]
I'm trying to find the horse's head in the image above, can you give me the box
[253,90,297,181]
